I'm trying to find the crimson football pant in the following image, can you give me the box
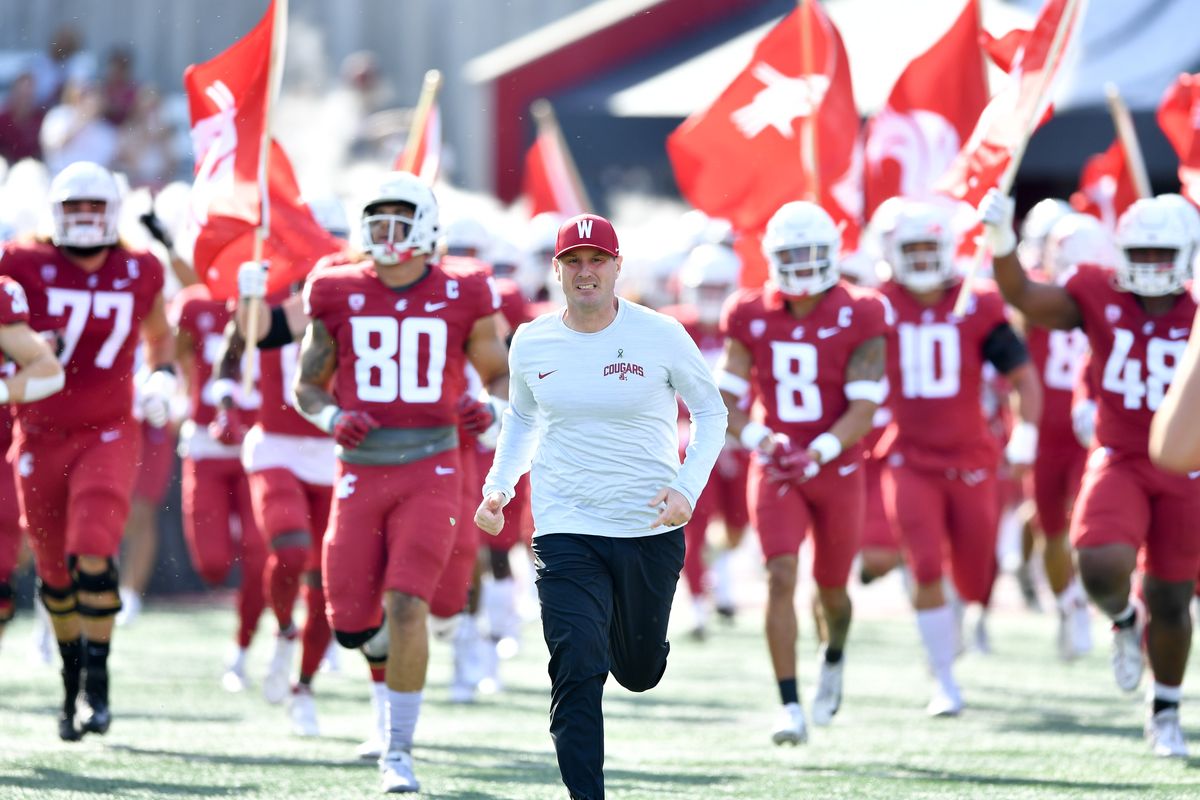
[248,467,333,679]
[682,450,749,597]
[533,530,685,800]
[182,457,266,649]
[882,462,999,604]
[0,442,20,622]
[1033,441,1087,537]
[429,440,482,619]
[14,419,140,593]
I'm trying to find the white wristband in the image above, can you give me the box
[809,432,843,465]
[23,372,65,402]
[299,404,340,434]
[1005,420,1039,466]
[212,378,238,405]
[845,379,889,405]
[0,379,9,404]
[715,369,751,401]
[739,421,773,451]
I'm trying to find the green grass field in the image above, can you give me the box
[1,570,1199,800]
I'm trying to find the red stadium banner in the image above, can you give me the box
[1070,140,1139,229]
[1157,72,1200,207]
[667,0,862,275]
[393,103,442,183]
[183,0,339,300]
[863,0,988,218]
[936,0,1086,206]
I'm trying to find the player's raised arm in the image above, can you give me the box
[979,189,1083,331]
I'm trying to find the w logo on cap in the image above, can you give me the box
[576,219,593,238]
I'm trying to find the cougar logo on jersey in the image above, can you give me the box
[865,108,961,199]
[336,472,358,499]
[394,299,408,312]
[791,326,805,340]
[41,264,56,282]
[348,293,365,311]
[750,319,766,338]
[17,452,33,478]
[1143,322,1155,336]
[198,312,214,332]
[127,258,140,278]
[1105,304,1121,323]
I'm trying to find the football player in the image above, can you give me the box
[983,190,1199,757]
[717,201,890,743]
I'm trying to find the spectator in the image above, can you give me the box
[101,48,140,127]
[40,78,118,176]
[115,87,177,189]
[0,73,45,163]
[28,24,96,108]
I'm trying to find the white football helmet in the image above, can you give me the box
[888,203,954,292]
[444,216,490,255]
[837,250,881,288]
[762,201,840,298]
[49,161,121,248]
[361,172,439,265]
[680,243,741,324]
[1114,198,1191,296]
[1017,197,1072,270]
[1156,193,1200,275]
[305,194,349,239]
[1043,213,1117,280]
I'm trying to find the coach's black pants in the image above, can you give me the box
[532,529,686,800]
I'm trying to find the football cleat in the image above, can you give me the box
[221,646,250,693]
[1146,708,1188,758]
[1111,609,1145,692]
[809,654,843,726]
[771,701,808,745]
[76,690,111,735]
[926,679,964,718]
[263,632,297,705]
[115,588,141,627]
[357,735,384,761]
[1058,600,1094,662]
[380,749,420,793]
[288,686,320,737]
[57,710,82,742]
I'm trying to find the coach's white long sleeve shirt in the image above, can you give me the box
[483,298,727,538]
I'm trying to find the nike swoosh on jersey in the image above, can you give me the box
[434,466,455,476]
[817,327,841,339]
[112,279,133,289]
[538,370,558,379]
[425,301,448,312]
[1170,327,1190,338]
[836,463,859,476]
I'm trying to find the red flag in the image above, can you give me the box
[667,1,861,246]
[981,27,1029,73]
[393,104,442,183]
[1157,73,1200,206]
[863,0,988,218]
[183,0,340,300]
[1069,140,1139,229]
[936,0,1085,206]
[522,127,588,217]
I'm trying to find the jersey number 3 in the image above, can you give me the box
[350,316,447,403]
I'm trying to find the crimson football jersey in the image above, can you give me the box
[1024,323,1088,450]
[0,275,28,450]
[1064,264,1196,457]
[0,241,163,431]
[304,260,499,429]
[171,284,262,428]
[881,279,1009,471]
[722,281,890,454]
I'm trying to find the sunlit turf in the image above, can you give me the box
[1,572,1198,799]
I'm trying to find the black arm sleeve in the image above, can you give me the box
[982,322,1029,374]
[257,305,294,350]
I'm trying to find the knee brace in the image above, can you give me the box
[335,625,382,654]
[0,580,14,623]
[38,578,78,617]
[68,556,123,618]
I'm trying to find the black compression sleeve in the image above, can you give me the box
[258,305,294,350]
[982,322,1029,373]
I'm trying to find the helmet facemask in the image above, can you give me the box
[768,244,836,299]
[893,240,950,293]
[1117,247,1187,297]
[362,203,423,266]
[53,199,119,249]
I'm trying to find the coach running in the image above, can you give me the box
[475,213,727,800]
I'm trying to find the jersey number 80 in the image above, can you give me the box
[349,316,447,404]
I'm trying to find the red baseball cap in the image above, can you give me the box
[554,213,620,259]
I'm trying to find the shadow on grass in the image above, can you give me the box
[0,702,241,725]
[107,744,370,770]
[796,761,1153,791]
[0,766,247,796]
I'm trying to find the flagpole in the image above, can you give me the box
[798,0,820,202]
[953,0,1086,317]
[400,69,443,174]
[1105,82,1152,199]
[531,98,595,214]
[245,0,288,395]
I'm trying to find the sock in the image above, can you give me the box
[386,690,422,754]
[84,641,110,698]
[916,605,958,685]
[58,638,83,712]
[823,647,843,665]
[1153,682,1183,714]
[778,678,799,706]
[1055,579,1084,614]
[1112,603,1137,629]
[299,584,332,682]
[371,680,388,737]
[712,551,734,609]
[369,664,387,683]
